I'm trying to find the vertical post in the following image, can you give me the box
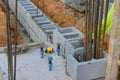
[105,0,120,80]
[5,0,13,80]
[93,0,100,59]
[14,0,18,80]
[36,0,39,16]
[84,0,88,61]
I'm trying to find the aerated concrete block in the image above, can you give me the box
[33,16,47,22]
[27,10,42,16]
[53,27,84,57]
[65,40,84,60]
[9,0,59,43]
[9,0,48,42]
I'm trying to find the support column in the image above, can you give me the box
[105,0,120,80]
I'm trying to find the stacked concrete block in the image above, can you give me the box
[53,27,84,57]
[32,16,58,42]
[67,54,107,80]
[9,0,59,42]
[65,40,84,61]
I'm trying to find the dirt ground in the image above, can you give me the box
[32,0,85,31]
[32,0,110,52]
[0,0,29,47]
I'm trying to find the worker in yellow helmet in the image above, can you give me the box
[46,47,53,54]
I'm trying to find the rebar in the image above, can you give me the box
[13,0,18,80]
[97,0,104,59]
[36,0,39,16]
[101,0,109,58]
[5,0,13,80]
[83,0,88,61]
[87,0,93,60]
[93,0,100,59]
[84,0,109,60]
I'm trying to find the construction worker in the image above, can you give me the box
[45,46,53,54]
[48,56,53,71]
[56,44,61,56]
[40,47,44,58]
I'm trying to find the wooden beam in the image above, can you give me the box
[105,0,120,80]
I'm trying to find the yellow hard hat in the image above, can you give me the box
[47,47,53,54]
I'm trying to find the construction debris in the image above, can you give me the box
[0,42,44,54]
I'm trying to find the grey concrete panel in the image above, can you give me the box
[67,54,107,80]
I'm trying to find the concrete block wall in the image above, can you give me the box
[53,29,66,56]
[8,1,108,80]
[65,40,84,60]
[53,27,84,57]
[53,27,84,46]
[67,54,107,80]
[9,0,84,45]
[9,0,59,42]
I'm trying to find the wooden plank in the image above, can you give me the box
[105,0,120,80]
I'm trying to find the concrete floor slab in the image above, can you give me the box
[0,47,72,80]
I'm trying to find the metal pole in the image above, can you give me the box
[36,0,39,16]
[93,0,100,59]
[101,0,109,58]
[84,0,88,61]
[5,0,12,80]
[97,0,104,58]
[87,0,93,60]
[13,0,18,80]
